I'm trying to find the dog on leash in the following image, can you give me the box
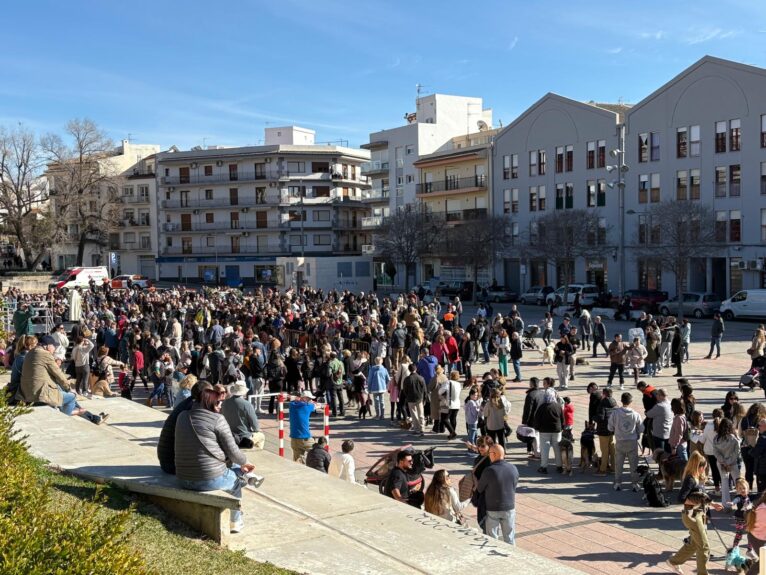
[540,344,555,365]
[579,421,597,472]
[559,430,575,476]
[653,448,685,492]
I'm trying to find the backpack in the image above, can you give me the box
[642,470,669,507]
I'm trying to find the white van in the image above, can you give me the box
[720,289,766,320]
[49,267,110,290]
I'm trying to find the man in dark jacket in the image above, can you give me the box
[476,445,519,545]
[522,377,545,428]
[594,387,617,476]
[305,437,331,473]
[592,316,608,357]
[402,363,426,435]
[705,312,725,359]
[750,419,766,493]
[157,380,212,474]
[534,388,564,474]
[587,382,601,423]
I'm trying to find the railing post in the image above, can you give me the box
[323,403,330,451]
[278,393,285,458]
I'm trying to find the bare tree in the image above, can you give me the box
[0,125,50,269]
[521,208,613,303]
[632,200,720,317]
[374,204,441,291]
[40,119,120,266]
[446,214,512,303]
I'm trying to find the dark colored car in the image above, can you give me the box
[437,281,474,300]
[611,289,669,313]
[485,285,518,303]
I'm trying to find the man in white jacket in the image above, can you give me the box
[328,440,357,483]
[608,392,644,491]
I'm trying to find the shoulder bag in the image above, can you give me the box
[458,455,487,501]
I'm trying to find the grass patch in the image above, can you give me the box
[39,463,298,575]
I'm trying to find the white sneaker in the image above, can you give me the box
[665,559,683,574]
[244,472,265,488]
[230,519,245,533]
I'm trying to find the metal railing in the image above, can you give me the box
[361,216,383,228]
[361,161,389,175]
[416,174,487,194]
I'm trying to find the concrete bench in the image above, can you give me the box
[16,404,240,546]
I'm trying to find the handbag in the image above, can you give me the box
[744,427,759,448]
[458,455,487,501]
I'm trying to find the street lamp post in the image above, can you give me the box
[607,123,628,297]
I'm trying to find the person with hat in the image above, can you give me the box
[290,391,318,463]
[17,335,107,424]
[221,381,265,450]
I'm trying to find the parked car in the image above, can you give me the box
[485,285,518,303]
[659,292,722,318]
[519,285,555,305]
[720,289,766,320]
[111,274,152,289]
[545,284,600,307]
[610,289,669,313]
[437,281,474,300]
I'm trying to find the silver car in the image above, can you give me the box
[659,292,722,318]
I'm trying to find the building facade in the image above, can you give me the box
[362,93,492,287]
[155,126,374,291]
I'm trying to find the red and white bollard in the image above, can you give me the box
[277,392,285,458]
[323,402,330,451]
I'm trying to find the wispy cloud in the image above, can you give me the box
[639,30,665,40]
[507,36,519,51]
[684,27,740,45]
[606,47,623,54]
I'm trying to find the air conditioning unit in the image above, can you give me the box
[738,261,748,270]
[216,160,223,167]
[264,157,272,163]
[242,231,250,237]
[749,260,760,271]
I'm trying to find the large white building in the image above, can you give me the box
[362,93,492,287]
[492,56,766,300]
[154,126,374,291]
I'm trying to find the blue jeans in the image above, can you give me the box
[645,362,656,377]
[486,508,516,545]
[481,341,489,362]
[371,392,385,418]
[179,466,245,522]
[60,390,77,415]
[709,336,722,357]
[148,382,165,404]
[466,422,478,448]
[512,359,521,380]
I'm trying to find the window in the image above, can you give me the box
[715,167,727,197]
[715,211,727,242]
[638,259,663,290]
[530,221,539,244]
[256,211,267,229]
[730,210,741,242]
[676,171,687,201]
[406,174,414,183]
[650,132,660,161]
[565,146,573,172]
[289,234,305,246]
[355,261,371,277]
[715,121,727,153]
[229,188,238,205]
[676,127,688,158]
[503,188,518,214]
[288,186,306,197]
[538,150,546,175]
[502,155,511,179]
[511,222,519,245]
[529,186,538,212]
[313,186,330,198]
[204,165,213,176]
[597,180,606,206]
[587,180,596,207]
[289,209,306,222]
[205,212,214,223]
[396,176,403,185]
[556,146,564,173]
[565,183,574,209]
[206,236,215,247]
[122,186,134,197]
[650,174,660,203]
[555,184,564,210]
[728,164,741,196]
[587,141,595,169]
[255,186,266,203]
[230,235,240,254]
[598,217,607,244]
[182,237,192,254]
[287,161,305,173]
[313,210,330,221]
[337,262,353,277]
[313,234,331,245]
[762,162,766,195]
[638,214,648,244]
[638,133,649,163]
[511,154,518,178]
[228,164,238,181]
[138,185,149,200]
[539,185,546,210]
[205,189,213,200]
[529,151,538,177]
[639,174,649,203]
[690,169,700,200]
[730,119,741,152]
[230,211,240,229]
[690,125,700,157]
[761,209,766,242]
[597,140,606,168]
[312,161,330,173]
[762,115,766,148]
[405,145,414,155]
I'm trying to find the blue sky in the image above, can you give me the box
[3,0,766,149]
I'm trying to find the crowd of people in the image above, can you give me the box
[3,281,766,565]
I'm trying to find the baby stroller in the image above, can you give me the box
[522,325,540,350]
[365,445,435,508]
[739,367,762,391]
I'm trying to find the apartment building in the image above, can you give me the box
[625,56,766,297]
[491,94,625,294]
[413,127,499,284]
[155,126,374,291]
[49,140,161,271]
[361,93,492,287]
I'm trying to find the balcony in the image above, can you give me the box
[444,208,488,223]
[110,241,152,251]
[360,161,389,177]
[161,192,282,209]
[416,175,487,195]
[162,241,283,256]
[163,221,278,233]
[161,172,274,187]
[361,216,384,228]
[361,188,390,202]
[361,244,376,255]
[118,194,151,204]
[119,217,151,227]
